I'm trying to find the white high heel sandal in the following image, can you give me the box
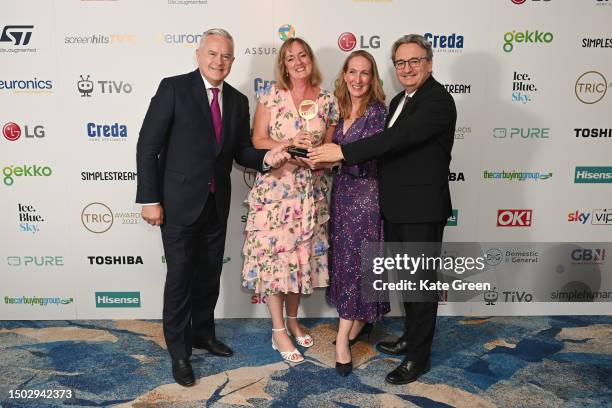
[271,327,304,363]
[286,316,314,348]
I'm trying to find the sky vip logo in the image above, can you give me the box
[87,255,143,265]
[511,71,537,104]
[4,296,73,306]
[574,166,612,183]
[95,292,141,308]
[278,24,295,42]
[581,37,612,48]
[0,78,53,93]
[575,71,610,104]
[81,171,137,181]
[337,32,380,52]
[446,209,459,226]
[18,203,45,234]
[254,77,276,97]
[3,165,52,186]
[483,170,552,181]
[64,34,137,45]
[454,126,471,140]
[2,122,45,141]
[567,209,612,225]
[570,248,606,264]
[493,127,549,139]
[443,84,471,94]
[424,33,464,53]
[156,33,201,46]
[77,75,133,97]
[7,256,64,267]
[497,209,533,227]
[574,128,612,138]
[503,30,553,52]
[87,122,128,141]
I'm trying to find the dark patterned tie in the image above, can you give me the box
[209,87,222,193]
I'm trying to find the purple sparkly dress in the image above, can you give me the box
[327,101,390,322]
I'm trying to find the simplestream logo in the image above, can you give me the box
[3,165,52,186]
[483,170,553,181]
[574,166,612,183]
[503,30,553,52]
[4,296,73,306]
[95,292,141,308]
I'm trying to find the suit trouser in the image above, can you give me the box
[161,195,227,360]
[384,220,445,364]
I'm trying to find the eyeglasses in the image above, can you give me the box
[393,57,429,70]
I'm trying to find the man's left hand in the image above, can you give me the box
[308,143,344,163]
[264,144,291,169]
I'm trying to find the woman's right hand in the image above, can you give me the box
[292,130,313,149]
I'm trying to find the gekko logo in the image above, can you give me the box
[337,32,380,52]
[95,292,141,308]
[4,296,73,306]
[424,33,464,52]
[3,122,45,141]
[7,256,64,267]
[574,166,612,183]
[0,78,53,93]
[82,202,113,233]
[503,30,553,52]
[254,77,276,97]
[567,209,612,225]
[278,24,295,42]
[87,122,128,141]
[574,128,612,138]
[446,209,458,227]
[78,75,133,97]
[157,33,201,46]
[575,71,610,104]
[493,127,550,140]
[3,165,52,186]
[497,209,532,227]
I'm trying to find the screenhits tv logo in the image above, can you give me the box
[497,209,532,227]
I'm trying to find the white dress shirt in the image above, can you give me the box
[387,90,416,128]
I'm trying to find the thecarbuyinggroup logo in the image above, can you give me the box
[483,170,552,181]
[4,296,73,306]
[3,164,52,186]
[503,30,553,52]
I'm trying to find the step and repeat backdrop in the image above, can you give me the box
[1,0,611,319]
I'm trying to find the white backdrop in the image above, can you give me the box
[1,0,611,319]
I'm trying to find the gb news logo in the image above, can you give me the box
[77,75,133,97]
[3,122,45,141]
[0,24,36,53]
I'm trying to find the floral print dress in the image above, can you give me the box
[242,84,339,294]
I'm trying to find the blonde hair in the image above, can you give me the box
[334,50,385,119]
[275,38,322,90]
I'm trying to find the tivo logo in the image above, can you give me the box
[95,291,140,308]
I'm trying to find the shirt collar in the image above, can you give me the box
[200,72,224,93]
[405,90,416,99]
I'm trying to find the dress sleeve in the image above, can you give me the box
[326,93,339,127]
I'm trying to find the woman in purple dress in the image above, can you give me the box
[327,50,390,376]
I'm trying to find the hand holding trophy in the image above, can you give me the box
[287,99,318,158]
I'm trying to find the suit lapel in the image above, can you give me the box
[190,70,218,152]
[386,92,404,127]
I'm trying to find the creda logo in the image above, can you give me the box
[503,30,553,52]
[2,165,52,186]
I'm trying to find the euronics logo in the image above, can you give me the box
[95,291,141,308]
[574,166,612,183]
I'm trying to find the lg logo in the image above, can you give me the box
[338,32,380,52]
[2,122,45,141]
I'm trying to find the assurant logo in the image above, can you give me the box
[278,24,295,42]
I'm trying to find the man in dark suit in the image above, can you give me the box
[136,28,288,387]
[309,34,456,384]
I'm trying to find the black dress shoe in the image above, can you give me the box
[376,338,410,355]
[332,323,374,346]
[385,358,431,385]
[172,359,195,387]
[335,360,353,377]
[193,337,234,357]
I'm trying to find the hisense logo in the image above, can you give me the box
[574,166,612,183]
[95,292,141,308]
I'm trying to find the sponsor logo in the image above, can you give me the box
[595,0,611,6]
[444,83,471,94]
[484,288,499,305]
[455,125,471,140]
[81,171,136,181]
[511,0,551,4]
[512,71,537,104]
[86,122,128,141]
[568,209,612,225]
[0,25,36,54]
[448,171,465,182]
[446,209,458,226]
[7,256,64,267]
[251,294,268,304]
[244,47,277,56]
[77,75,133,96]
[278,24,295,42]
[64,34,137,45]
[485,247,539,263]
[243,167,257,189]
[168,0,208,5]
[483,287,534,305]
[337,32,380,52]
[4,296,73,306]
[3,165,52,186]
[574,128,612,138]
[424,32,464,53]
[87,256,143,265]
[575,71,610,104]
[254,77,276,97]
[484,248,503,266]
[18,203,45,234]
[503,30,553,53]
[492,127,549,139]
[2,122,45,141]
[581,37,612,48]
[483,170,552,181]
[570,248,606,264]
[574,166,612,183]
[497,209,533,227]
[0,78,53,93]
[82,202,113,233]
[95,291,141,308]
[156,33,201,46]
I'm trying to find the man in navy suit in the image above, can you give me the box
[310,34,456,384]
[136,28,288,386]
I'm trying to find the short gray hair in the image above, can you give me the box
[199,28,234,49]
[391,34,433,61]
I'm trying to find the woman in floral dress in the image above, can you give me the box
[242,38,338,362]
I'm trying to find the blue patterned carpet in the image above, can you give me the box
[0,316,611,407]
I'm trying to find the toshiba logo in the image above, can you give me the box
[497,209,533,227]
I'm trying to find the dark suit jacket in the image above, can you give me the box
[136,69,267,226]
[342,75,456,224]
